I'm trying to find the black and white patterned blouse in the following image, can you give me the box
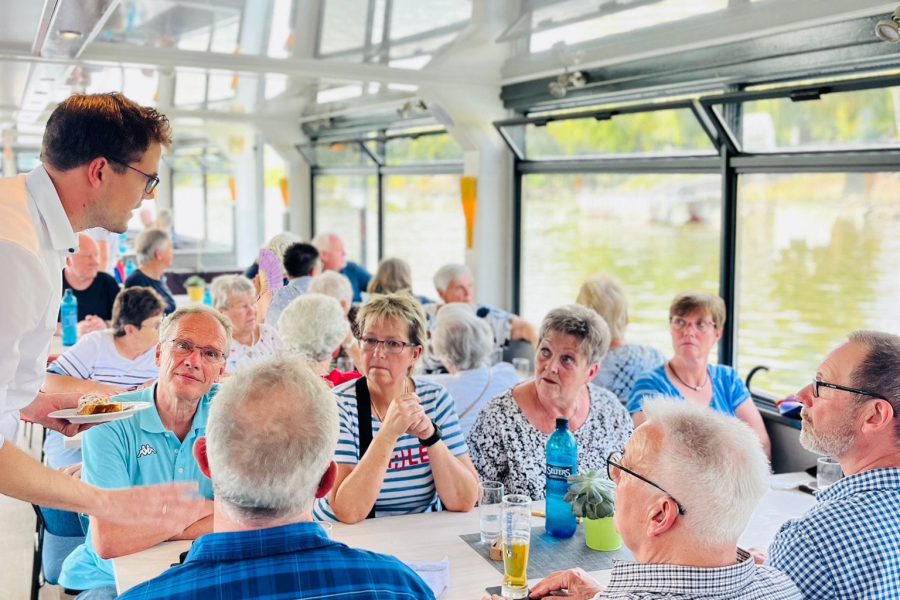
[593,343,665,406]
[466,384,633,500]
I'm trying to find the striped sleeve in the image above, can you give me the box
[47,331,102,379]
[333,384,361,466]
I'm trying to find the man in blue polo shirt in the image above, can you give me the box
[312,232,371,302]
[120,357,434,600]
[60,305,232,599]
[765,331,900,599]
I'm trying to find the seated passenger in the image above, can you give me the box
[43,287,165,469]
[490,399,799,600]
[628,292,771,458]
[431,263,536,352]
[420,304,519,435]
[242,231,302,282]
[366,257,433,305]
[467,305,632,499]
[118,358,435,600]
[313,293,479,523]
[265,242,320,326]
[576,275,665,404]
[763,331,900,599]
[310,271,362,369]
[277,293,360,387]
[211,274,281,373]
[59,306,231,598]
[312,232,371,303]
[124,228,176,315]
[60,233,121,337]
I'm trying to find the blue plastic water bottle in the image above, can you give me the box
[203,287,212,306]
[118,232,128,255]
[61,289,78,347]
[546,417,577,538]
[125,259,137,278]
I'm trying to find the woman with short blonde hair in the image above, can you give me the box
[313,293,479,523]
[576,275,665,404]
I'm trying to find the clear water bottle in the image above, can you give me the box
[124,259,137,278]
[545,417,577,538]
[61,289,78,347]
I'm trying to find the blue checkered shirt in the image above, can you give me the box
[118,522,435,600]
[597,548,800,599]
[767,467,900,599]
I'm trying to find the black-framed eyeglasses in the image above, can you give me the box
[107,157,160,195]
[812,379,884,400]
[358,336,417,355]
[607,451,686,515]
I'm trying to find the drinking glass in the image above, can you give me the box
[817,456,843,490]
[512,358,531,379]
[479,481,504,543]
[501,494,531,599]
[336,356,353,372]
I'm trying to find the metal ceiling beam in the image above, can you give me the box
[501,0,898,82]
[78,42,495,87]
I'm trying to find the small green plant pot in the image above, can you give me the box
[584,517,622,551]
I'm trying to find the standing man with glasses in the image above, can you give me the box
[59,306,231,599]
[760,331,900,599]
[0,93,206,532]
[489,399,799,600]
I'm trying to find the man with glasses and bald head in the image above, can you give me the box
[762,331,900,599]
[488,398,799,600]
[59,305,232,599]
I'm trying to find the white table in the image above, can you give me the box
[113,477,815,597]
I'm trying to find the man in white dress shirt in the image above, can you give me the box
[0,93,204,527]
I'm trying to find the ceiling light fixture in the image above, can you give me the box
[58,29,83,41]
[875,8,900,42]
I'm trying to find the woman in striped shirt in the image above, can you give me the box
[314,293,479,523]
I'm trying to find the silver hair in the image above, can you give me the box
[210,274,256,310]
[431,304,493,371]
[158,304,233,356]
[433,263,471,293]
[205,357,339,523]
[309,271,353,307]
[134,228,171,265]
[311,232,339,252]
[277,294,349,362]
[848,330,900,444]
[641,398,770,547]
[539,304,610,364]
[264,232,304,263]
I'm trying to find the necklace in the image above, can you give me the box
[371,402,385,422]
[668,361,708,392]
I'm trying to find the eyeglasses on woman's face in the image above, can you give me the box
[358,336,416,354]
[670,316,716,333]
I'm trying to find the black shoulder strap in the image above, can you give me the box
[354,377,377,519]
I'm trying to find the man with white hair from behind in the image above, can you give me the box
[119,357,435,600]
[491,398,799,600]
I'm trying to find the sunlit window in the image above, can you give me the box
[521,173,721,354]
[263,145,288,244]
[315,175,379,273]
[737,173,900,397]
[171,150,234,253]
[384,175,465,299]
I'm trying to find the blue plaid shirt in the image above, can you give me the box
[118,522,435,600]
[767,467,900,599]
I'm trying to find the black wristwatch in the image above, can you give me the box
[419,419,442,447]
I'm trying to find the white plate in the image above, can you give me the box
[49,402,153,424]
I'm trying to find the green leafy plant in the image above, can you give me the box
[565,469,616,520]
[185,275,206,288]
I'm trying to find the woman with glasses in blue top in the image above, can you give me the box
[313,292,479,524]
[628,292,771,458]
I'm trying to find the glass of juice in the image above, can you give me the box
[500,494,531,599]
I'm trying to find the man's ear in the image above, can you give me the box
[315,461,338,499]
[86,157,108,189]
[193,437,211,479]
[647,498,679,538]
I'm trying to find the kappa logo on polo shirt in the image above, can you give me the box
[137,444,157,458]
